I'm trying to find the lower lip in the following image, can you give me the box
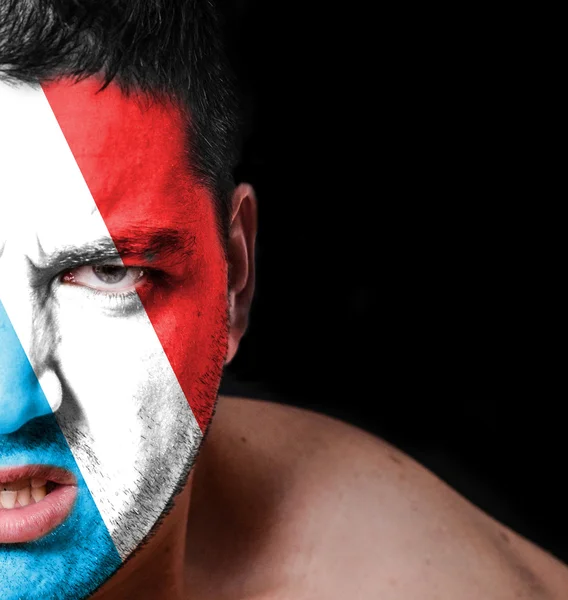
[0,484,78,543]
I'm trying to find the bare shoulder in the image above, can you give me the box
[187,396,568,599]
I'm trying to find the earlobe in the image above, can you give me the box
[225,183,257,365]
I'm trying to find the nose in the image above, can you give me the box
[0,299,54,435]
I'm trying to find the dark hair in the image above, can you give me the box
[0,0,242,244]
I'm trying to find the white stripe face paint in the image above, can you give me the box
[0,80,206,561]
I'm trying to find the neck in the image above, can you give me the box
[92,474,193,600]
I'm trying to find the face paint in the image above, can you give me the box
[0,79,229,598]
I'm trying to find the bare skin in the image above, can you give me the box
[93,395,568,600]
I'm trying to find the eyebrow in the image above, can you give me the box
[32,227,196,273]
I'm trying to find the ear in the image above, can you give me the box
[226,183,257,364]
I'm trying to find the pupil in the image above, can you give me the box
[93,265,127,284]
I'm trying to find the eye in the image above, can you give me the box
[61,265,146,293]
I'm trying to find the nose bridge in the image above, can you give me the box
[0,298,51,435]
[0,297,38,389]
[0,244,36,359]
[0,243,58,433]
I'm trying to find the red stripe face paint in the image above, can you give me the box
[43,78,229,433]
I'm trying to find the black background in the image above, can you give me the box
[218,1,566,564]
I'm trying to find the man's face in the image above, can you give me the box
[0,78,228,598]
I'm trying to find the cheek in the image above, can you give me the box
[54,298,174,452]
[52,290,203,557]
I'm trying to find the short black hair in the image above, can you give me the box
[0,0,242,244]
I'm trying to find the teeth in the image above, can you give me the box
[31,478,47,488]
[0,484,49,509]
[0,490,17,509]
[17,487,31,507]
[31,486,47,503]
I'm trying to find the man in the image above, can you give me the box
[0,1,566,599]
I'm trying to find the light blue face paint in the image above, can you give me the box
[0,299,122,600]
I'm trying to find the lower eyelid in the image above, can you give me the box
[91,289,145,315]
[57,281,147,315]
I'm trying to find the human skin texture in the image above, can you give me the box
[0,78,229,599]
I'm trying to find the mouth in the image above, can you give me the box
[0,465,78,543]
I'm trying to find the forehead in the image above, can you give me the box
[0,78,211,259]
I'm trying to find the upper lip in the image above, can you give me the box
[0,465,76,486]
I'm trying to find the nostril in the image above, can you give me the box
[38,370,62,412]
